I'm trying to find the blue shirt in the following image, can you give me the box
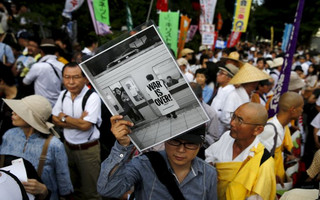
[97,142,218,200]
[203,85,214,104]
[0,42,15,64]
[0,127,73,199]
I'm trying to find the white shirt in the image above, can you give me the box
[23,55,64,106]
[301,62,309,75]
[82,47,94,56]
[270,69,280,90]
[205,131,260,164]
[220,86,250,133]
[259,116,285,152]
[184,71,194,82]
[52,86,102,144]
[311,113,320,136]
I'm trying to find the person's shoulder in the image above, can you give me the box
[194,157,217,174]
[48,136,64,148]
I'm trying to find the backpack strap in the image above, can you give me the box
[260,148,271,166]
[37,135,53,177]
[265,122,278,157]
[44,62,61,80]
[144,151,186,200]
[0,169,29,200]
[61,90,68,104]
[82,89,94,111]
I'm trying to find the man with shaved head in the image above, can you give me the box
[205,102,276,200]
[259,92,304,186]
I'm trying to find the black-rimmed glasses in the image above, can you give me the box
[230,112,264,126]
[166,139,200,150]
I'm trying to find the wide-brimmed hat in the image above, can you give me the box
[218,63,239,77]
[40,38,55,47]
[289,71,305,91]
[229,63,271,85]
[220,51,244,67]
[181,48,194,57]
[199,45,207,52]
[266,57,284,68]
[177,57,188,66]
[3,95,59,138]
[175,124,206,144]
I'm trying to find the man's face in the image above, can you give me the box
[216,70,231,85]
[165,139,200,168]
[63,66,87,95]
[229,106,261,142]
[27,41,39,57]
[256,60,264,70]
[291,102,304,120]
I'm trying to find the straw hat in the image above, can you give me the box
[181,48,194,57]
[289,71,305,91]
[266,57,284,68]
[218,63,239,77]
[3,95,59,138]
[220,51,244,67]
[229,63,271,85]
[177,58,188,66]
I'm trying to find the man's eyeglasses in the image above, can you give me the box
[217,70,229,77]
[166,139,200,150]
[230,112,264,126]
[63,75,83,80]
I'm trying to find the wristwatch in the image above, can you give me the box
[61,115,68,123]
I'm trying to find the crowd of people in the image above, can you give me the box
[0,1,320,200]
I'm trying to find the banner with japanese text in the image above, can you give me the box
[268,0,305,117]
[232,0,252,32]
[158,12,179,57]
[199,0,217,32]
[281,24,293,52]
[227,31,242,48]
[177,15,191,58]
[217,12,223,31]
[93,0,110,25]
[87,0,112,36]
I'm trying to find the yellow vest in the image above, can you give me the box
[274,125,293,182]
[216,143,276,200]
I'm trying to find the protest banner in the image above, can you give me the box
[232,0,252,32]
[62,0,85,19]
[186,25,198,43]
[199,0,217,33]
[281,24,293,52]
[79,22,209,151]
[268,0,305,117]
[227,31,242,48]
[177,15,191,58]
[87,0,112,35]
[158,12,179,57]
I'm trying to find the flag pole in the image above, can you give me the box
[146,0,154,22]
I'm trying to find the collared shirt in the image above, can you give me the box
[259,116,285,152]
[97,142,218,200]
[220,86,250,133]
[0,127,73,200]
[0,42,15,64]
[211,84,235,118]
[205,131,260,164]
[52,86,101,144]
[23,55,64,106]
[82,47,94,56]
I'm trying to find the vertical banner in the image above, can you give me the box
[177,15,192,58]
[87,0,112,35]
[268,0,305,117]
[186,25,198,43]
[126,0,133,31]
[270,26,274,49]
[232,0,252,32]
[227,31,242,48]
[93,0,110,25]
[62,0,85,19]
[200,24,215,47]
[216,12,223,31]
[199,0,217,29]
[212,31,218,50]
[158,12,179,57]
[281,24,293,52]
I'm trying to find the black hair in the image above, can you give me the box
[62,62,85,76]
[195,68,209,80]
[146,74,154,81]
[40,46,57,55]
[84,35,98,47]
[257,57,266,64]
[200,54,209,65]
[0,65,15,86]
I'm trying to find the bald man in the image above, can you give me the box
[259,92,304,185]
[205,102,276,200]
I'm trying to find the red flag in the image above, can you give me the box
[217,12,223,31]
[212,31,218,50]
[156,0,168,12]
[227,31,242,48]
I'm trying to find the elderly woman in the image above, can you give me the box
[0,95,73,199]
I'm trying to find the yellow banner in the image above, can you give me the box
[232,0,252,32]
